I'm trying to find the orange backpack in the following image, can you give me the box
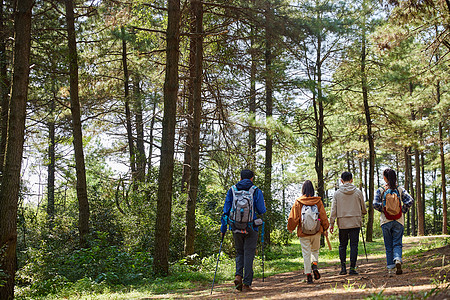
[381,185,403,220]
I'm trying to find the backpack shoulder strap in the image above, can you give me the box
[379,185,387,198]
[249,185,257,196]
[397,186,404,200]
[231,185,238,197]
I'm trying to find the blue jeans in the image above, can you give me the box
[381,221,404,269]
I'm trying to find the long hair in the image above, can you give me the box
[302,180,315,197]
[383,168,397,189]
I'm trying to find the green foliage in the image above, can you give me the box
[17,233,153,299]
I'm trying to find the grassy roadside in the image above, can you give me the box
[16,235,449,299]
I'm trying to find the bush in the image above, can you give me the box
[16,232,153,298]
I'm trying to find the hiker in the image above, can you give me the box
[220,169,266,292]
[329,171,367,275]
[374,168,414,276]
[287,180,329,284]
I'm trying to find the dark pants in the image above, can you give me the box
[233,229,258,286]
[339,227,360,268]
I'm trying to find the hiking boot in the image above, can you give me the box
[242,284,253,292]
[234,275,243,291]
[306,273,313,284]
[349,267,358,275]
[339,264,347,275]
[312,263,321,280]
[395,260,403,275]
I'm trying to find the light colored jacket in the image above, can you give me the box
[287,195,329,237]
[330,183,367,229]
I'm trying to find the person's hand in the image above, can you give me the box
[330,226,334,234]
[323,230,328,237]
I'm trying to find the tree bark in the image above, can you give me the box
[404,147,410,236]
[312,7,325,204]
[410,148,416,236]
[415,148,424,235]
[248,0,257,170]
[121,26,136,181]
[181,75,193,192]
[0,0,33,298]
[133,76,146,182]
[440,122,447,234]
[184,0,203,257]
[433,169,437,233]
[437,81,447,234]
[263,3,273,246]
[0,0,10,172]
[421,151,426,233]
[146,99,157,182]
[47,89,56,228]
[153,0,180,277]
[361,22,374,242]
[65,0,90,247]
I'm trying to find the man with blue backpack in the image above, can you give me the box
[220,169,266,292]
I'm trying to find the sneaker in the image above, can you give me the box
[395,260,403,275]
[242,284,253,292]
[312,263,321,280]
[349,267,358,275]
[234,275,243,291]
[339,264,347,275]
[306,273,313,284]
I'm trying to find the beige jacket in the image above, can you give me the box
[330,183,367,229]
[287,195,329,237]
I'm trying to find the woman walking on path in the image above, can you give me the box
[288,180,329,284]
[374,168,414,276]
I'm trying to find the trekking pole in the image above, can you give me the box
[361,219,368,262]
[211,232,225,295]
[261,221,265,282]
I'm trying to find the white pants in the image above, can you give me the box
[299,232,321,274]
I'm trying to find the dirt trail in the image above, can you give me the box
[152,236,450,299]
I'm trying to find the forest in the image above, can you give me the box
[0,0,449,299]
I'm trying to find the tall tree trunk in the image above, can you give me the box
[263,3,273,246]
[415,148,424,235]
[0,0,33,298]
[134,76,146,182]
[404,147,410,236]
[153,0,180,277]
[437,81,447,234]
[47,90,56,229]
[421,151,426,233]
[0,0,9,172]
[121,26,136,181]
[65,0,90,247]
[361,22,374,242]
[248,0,257,170]
[313,22,325,202]
[184,0,203,257]
[433,169,437,233]
[410,150,416,236]
[146,99,157,182]
[181,85,193,192]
